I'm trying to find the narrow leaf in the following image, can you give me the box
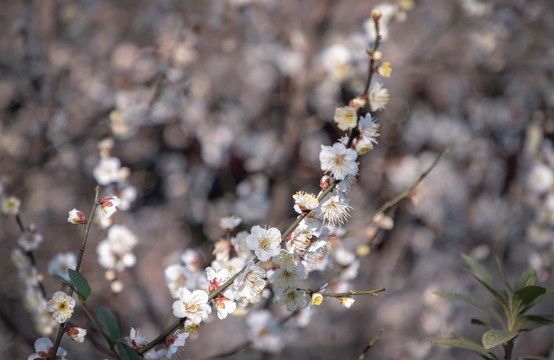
[495,257,512,295]
[462,254,498,291]
[516,315,554,332]
[470,318,490,327]
[435,291,504,326]
[432,335,494,359]
[481,329,518,350]
[517,357,549,360]
[53,275,73,288]
[68,269,91,302]
[96,307,121,346]
[514,268,537,291]
[512,286,546,315]
[470,274,510,316]
[118,342,142,360]
[524,290,554,311]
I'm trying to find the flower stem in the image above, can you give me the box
[302,288,386,297]
[50,186,100,360]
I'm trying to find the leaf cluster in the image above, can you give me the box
[432,254,554,360]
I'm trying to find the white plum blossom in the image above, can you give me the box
[355,113,380,155]
[116,185,137,211]
[230,230,252,260]
[368,82,390,112]
[219,215,242,232]
[273,249,301,272]
[314,190,352,225]
[158,330,189,359]
[125,328,157,359]
[181,248,202,271]
[93,156,121,185]
[99,196,121,219]
[333,106,358,131]
[48,252,77,281]
[235,261,266,300]
[274,287,306,311]
[247,310,285,353]
[207,267,237,319]
[96,225,138,272]
[270,262,306,291]
[28,337,67,360]
[245,225,282,261]
[319,143,358,180]
[339,296,355,308]
[292,191,319,214]
[164,264,196,298]
[172,288,212,324]
[17,230,43,251]
[2,195,21,215]
[46,291,75,323]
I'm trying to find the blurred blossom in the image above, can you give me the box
[93,157,121,185]
[247,310,284,353]
[17,230,43,252]
[48,252,77,281]
[234,174,270,222]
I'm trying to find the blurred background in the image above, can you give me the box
[1,0,553,359]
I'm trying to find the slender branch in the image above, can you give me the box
[362,18,381,95]
[357,329,384,360]
[343,147,449,239]
[13,213,48,298]
[302,288,386,298]
[139,258,258,355]
[50,187,101,360]
[75,186,101,273]
[80,302,122,359]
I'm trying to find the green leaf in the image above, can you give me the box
[68,269,91,302]
[53,275,74,288]
[469,273,510,317]
[96,307,121,346]
[516,315,554,332]
[514,268,537,291]
[495,257,512,295]
[432,335,494,359]
[518,357,549,360]
[524,290,554,311]
[512,286,546,315]
[470,318,490,327]
[462,254,498,291]
[435,291,504,326]
[87,321,100,331]
[481,329,518,350]
[117,342,141,360]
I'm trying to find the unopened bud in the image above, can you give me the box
[372,9,382,23]
[372,50,383,61]
[320,176,331,191]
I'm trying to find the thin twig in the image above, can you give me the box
[50,187,101,360]
[357,329,384,360]
[343,147,449,239]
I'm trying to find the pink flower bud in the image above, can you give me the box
[67,209,87,225]
[320,175,331,191]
